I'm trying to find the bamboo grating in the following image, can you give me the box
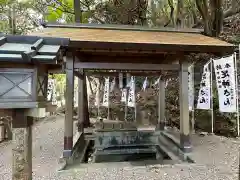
[31,27,234,47]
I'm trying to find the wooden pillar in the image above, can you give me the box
[78,69,84,132]
[83,75,90,127]
[179,61,192,153]
[158,77,165,130]
[64,52,74,158]
[12,109,33,180]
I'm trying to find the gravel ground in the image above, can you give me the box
[0,115,239,180]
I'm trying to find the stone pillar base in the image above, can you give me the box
[63,136,73,158]
[159,122,165,130]
[180,134,192,153]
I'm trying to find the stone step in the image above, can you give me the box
[157,136,182,163]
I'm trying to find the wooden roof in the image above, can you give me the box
[30,23,236,54]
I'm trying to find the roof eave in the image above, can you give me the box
[69,40,236,55]
[42,22,204,34]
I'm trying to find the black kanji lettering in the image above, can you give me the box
[200,90,205,95]
[201,82,206,87]
[224,89,230,96]
[224,98,231,105]
[222,80,230,88]
[221,70,230,79]
[216,65,222,70]
[202,73,206,80]
[225,63,231,68]
[199,97,206,103]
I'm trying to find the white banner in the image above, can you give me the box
[119,73,123,89]
[197,63,211,110]
[95,88,100,107]
[214,55,237,112]
[121,88,127,103]
[188,65,194,111]
[47,78,57,105]
[127,76,136,107]
[126,73,131,87]
[102,77,110,107]
[142,77,148,91]
[110,77,116,92]
[154,77,160,87]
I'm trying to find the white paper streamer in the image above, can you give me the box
[102,77,110,107]
[94,85,100,107]
[127,76,136,107]
[110,77,116,92]
[126,73,131,87]
[154,77,160,87]
[142,77,148,91]
[121,88,127,103]
[119,73,123,89]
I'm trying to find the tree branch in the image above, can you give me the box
[164,0,174,27]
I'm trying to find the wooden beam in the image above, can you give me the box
[77,49,167,55]
[85,71,163,77]
[74,62,180,71]
[76,54,168,64]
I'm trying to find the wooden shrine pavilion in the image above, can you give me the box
[0,23,236,179]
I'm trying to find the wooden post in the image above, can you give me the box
[83,74,90,127]
[78,69,90,130]
[12,109,33,180]
[78,69,84,132]
[64,52,74,158]
[158,77,165,130]
[179,61,192,153]
[0,119,5,141]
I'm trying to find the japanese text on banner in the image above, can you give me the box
[197,63,211,110]
[102,77,110,107]
[213,55,237,112]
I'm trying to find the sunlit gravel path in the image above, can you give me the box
[0,115,239,180]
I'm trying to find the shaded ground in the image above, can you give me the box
[0,115,239,180]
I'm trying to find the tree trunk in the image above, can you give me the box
[176,0,184,28]
[196,0,223,37]
[137,0,148,25]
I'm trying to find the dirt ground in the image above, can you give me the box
[0,115,239,180]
